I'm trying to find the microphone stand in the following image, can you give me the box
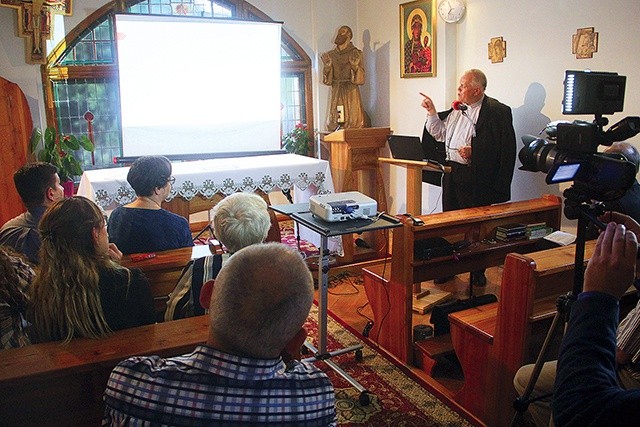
[461,110,477,137]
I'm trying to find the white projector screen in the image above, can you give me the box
[115,14,282,158]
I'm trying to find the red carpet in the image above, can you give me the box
[304,305,472,426]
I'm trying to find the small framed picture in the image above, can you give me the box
[400,0,436,78]
[572,27,598,59]
[488,37,507,63]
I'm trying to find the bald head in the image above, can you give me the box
[605,142,640,173]
[207,243,313,358]
[464,69,487,90]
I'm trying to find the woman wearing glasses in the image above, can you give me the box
[29,197,155,343]
[108,155,193,254]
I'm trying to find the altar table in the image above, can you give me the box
[77,154,333,211]
[77,153,337,250]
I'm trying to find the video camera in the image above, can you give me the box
[519,70,640,201]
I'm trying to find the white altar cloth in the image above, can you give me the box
[77,154,339,253]
[77,154,333,209]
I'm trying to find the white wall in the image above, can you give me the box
[357,0,640,231]
[2,0,639,229]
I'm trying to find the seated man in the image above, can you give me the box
[602,142,640,223]
[553,219,640,425]
[0,162,64,264]
[515,296,640,426]
[104,243,337,426]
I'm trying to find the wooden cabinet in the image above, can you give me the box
[0,77,32,224]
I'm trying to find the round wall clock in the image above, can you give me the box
[437,0,466,24]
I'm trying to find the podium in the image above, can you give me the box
[377,157,451,216]
[321,127,390,262]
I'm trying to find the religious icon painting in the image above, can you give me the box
[572,27,598,59]
[400,0,437,78]
[488,36,507,63]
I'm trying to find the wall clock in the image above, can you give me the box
[437,0,466,24]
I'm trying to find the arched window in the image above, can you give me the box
[43,0,313,174]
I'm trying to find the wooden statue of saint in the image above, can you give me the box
[321,25,367,130]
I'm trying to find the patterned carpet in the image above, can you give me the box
[304,305,472,426]
[279,220,320,259]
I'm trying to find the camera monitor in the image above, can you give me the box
[562,70,626,116]
[546,162,581,184]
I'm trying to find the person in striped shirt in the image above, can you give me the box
[103,242,336,426]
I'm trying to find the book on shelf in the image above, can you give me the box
[523,222,552,239]
[525,221,547,230]
[496,223,526,233]
[528,226,553,239]
[495,230,527,242]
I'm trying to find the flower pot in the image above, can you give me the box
[62,180,75,198]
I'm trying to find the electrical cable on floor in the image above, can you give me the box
[328,271,361,296]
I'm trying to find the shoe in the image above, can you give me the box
[434,276,454,284]
[471,272,487,287]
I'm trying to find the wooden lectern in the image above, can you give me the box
[377,158,451,216]
[322,127,390,208]
[321,127,390,263]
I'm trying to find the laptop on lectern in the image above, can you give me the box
[387,134,445,186]
[388,135,444,164]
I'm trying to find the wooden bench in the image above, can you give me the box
[0,315,209,426]
[448,241,597,426]
[121,244,215,316]
[362,195,563,366]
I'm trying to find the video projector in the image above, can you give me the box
[309,191,378,222]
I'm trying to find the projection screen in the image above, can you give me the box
[115,14,282,158]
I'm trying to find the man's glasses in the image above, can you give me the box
[167,176,176,185]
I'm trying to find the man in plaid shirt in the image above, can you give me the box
[103,243,336,426]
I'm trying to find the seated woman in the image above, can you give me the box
[0,246,34,349]
[29,197,156,343]
[165,192,272,321]
[108,155,193,255]
[211,192,272,254]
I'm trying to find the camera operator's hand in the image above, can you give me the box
[600,211,640,278]
[601,211,640,238]
[584,222,637,300]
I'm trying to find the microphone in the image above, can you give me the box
[453,100,476,137]
[452,100,468,111]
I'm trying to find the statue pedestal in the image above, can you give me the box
[321,127,390,263]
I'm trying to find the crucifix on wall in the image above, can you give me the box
[0,0,73,64]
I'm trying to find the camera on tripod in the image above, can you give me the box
[519,70,640,202]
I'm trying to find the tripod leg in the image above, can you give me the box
[511,301,568,426]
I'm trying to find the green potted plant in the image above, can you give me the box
[282,123,313,156]
[30,126,95,196]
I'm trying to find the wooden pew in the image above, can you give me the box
[121,244,215,316]
[0,315,209,427]
[362,195,562,365]
[448,241,597,426]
